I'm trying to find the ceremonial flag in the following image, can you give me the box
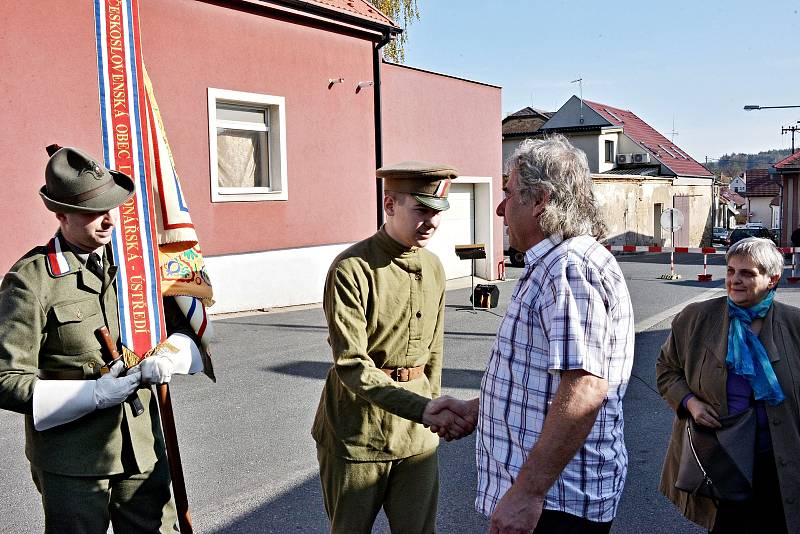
[93,1,212,530]
[93,0,214,365]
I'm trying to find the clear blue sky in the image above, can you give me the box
[402,0,800,163]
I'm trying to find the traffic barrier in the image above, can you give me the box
[697,254,713,282]
[605,245,800,283]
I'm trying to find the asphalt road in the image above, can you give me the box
[2,253,799,533]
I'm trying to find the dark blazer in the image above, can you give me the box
[656,296,800,531]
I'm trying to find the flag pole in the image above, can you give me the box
[157,384,193,533]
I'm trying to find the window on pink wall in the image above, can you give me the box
[208,88,288,202]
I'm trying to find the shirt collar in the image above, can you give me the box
[375,225,418,258]
[59,235,105,265]
[524,233,564,267]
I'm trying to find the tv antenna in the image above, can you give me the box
[669,116,679,142]
[570,78,583,123]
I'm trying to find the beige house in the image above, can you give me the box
[502,96,715,247]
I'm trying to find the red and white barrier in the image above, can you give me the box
[605,245,800,283]
[605,245,799,254]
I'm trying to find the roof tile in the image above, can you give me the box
[583,100,713,178]
[745,173,781,196]
[305,0,397,26]
[775,150,800,170]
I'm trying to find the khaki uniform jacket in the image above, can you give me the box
[0,238,164,476]
[656,296,800,531]
[312,228,444,461]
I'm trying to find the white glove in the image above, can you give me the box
[33,360,141,431]
[93,359,142,409]
[139,333,202,385]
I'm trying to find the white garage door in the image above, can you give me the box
[426,183,475,279]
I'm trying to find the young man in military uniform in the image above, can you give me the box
[312,161,477,534]
[0,146,204,533]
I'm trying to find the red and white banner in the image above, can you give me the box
[94,0,165,355]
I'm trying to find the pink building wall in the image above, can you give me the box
[0,0,378,271]
[381,63,504,267]
[0,1,504,290]
[0,2,103,272]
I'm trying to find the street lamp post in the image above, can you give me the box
[743,103,800,246]
[744,104,800,153]
[744,104,800,110]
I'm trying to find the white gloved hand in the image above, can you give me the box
[93,359,142,410]
[33,360,141,431]
[139,333,202,385]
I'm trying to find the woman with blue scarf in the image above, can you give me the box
[656,237,800,533]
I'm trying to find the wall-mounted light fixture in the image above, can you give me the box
[328,77,344,89]
[356,80,374,93]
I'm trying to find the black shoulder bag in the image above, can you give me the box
[674,407,756,502]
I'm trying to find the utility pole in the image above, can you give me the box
[782,122,800,153]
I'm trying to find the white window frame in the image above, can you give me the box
[604,139,614,163]
[208,88,288,202]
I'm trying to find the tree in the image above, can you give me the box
[371,0,419,63]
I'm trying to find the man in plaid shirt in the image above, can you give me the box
[431,135,634,533]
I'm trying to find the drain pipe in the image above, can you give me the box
[373,31,392,229]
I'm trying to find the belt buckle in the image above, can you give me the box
[395,367,409,382]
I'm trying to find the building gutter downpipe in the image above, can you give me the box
[374,31,392,228]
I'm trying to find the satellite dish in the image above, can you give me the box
[661,208,684,232]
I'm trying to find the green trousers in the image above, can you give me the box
[317,446,439,534]
[31,453,178,534]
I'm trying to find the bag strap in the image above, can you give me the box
[686,423,719,504]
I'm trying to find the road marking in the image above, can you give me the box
[634,287,725,333]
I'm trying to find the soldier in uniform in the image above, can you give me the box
[312,161,477,534]
[0,146,204,533]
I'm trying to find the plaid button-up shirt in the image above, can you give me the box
[476,234,634,522]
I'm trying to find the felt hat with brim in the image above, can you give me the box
[377,160,459,211]
[40,147,135,213]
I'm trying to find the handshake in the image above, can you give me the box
[422,396,479,441]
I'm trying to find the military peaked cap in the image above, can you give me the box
[378,160,459,211]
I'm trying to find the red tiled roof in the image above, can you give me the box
[583,100,713,178]
[775,150,800,170]
[305,0,397,26]
[745,173,781,197]
[720,187,745,206]
[745,168,769,180]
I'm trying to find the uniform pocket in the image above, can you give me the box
[51,299,104,355]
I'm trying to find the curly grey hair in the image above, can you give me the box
[726,237,784,278]
[505,134,607,239]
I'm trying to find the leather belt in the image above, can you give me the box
[37,363,109,380]
[380,365,425,382]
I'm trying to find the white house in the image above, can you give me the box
[515,96,716,247]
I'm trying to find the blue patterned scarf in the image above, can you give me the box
[726,290,785,406]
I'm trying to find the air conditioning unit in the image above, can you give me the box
[616,153,632,165]
[632,152,651,164]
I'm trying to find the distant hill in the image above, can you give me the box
[705,149,792,178]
